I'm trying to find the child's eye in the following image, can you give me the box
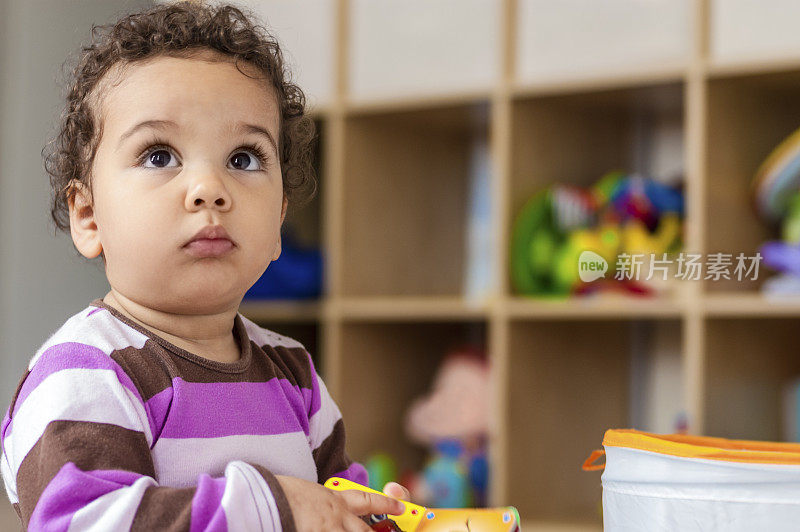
[140,146,178,169]
[229,143,270,171]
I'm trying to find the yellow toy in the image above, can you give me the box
[324,477,520,532]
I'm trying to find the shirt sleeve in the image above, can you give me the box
[0,344,296,531]
[304,352,369,488]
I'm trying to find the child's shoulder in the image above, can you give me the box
[27,299,149,372]
[237,312,319,381]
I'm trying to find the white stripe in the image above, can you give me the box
[67,474,156,532]
[222,460,282,532]
[29,305,149,369]
[240,315,306,349]
[308,373,342,451]
[1,450,17,504]
[5,368,151,478]
[246,462,283,532]
[152,432,318,487]
[228,461,283,532]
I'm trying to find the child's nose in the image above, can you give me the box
[185,173,231,211]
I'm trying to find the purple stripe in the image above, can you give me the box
[1,407,10,446]
[160,378,309,439]
[301,388,313,416]
[306,352,322,418]
[145,387,174,443]
[13,343,144,418]
[8,343,154,441]
[29,462,146,531]
[334,462,369,488]
[190,474,228,532]
[87,307,104,317]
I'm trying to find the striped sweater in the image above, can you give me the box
[0,298,368,531]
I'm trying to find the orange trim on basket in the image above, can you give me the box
[603,429,800,465]
[582,449,606,471]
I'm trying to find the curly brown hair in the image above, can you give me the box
[44,0,317,243]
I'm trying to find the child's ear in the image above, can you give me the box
[67,179,103,259]
[271,195,289,262]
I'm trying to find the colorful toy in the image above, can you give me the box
[404,346,491,508]
[510,172,684,297]
[751,127,800,295]
[421,440,471,509]
[752,125,800,224]
[324,477,520,532]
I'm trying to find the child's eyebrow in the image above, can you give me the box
[116,119,278,154]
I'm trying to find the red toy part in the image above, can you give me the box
[368,516,403,532]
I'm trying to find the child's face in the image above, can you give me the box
[69,52,287,314]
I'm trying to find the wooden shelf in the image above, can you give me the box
[238,299,322,322]
[511,67,687,99]
[703,292,800,317]
[506,295,685,319]
[707,55,800,79]
[344,89,491,116]
[239,0,800,527]
[239,291,800,320]
[336,296,490,321]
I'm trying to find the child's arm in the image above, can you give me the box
[0,349,294,531]
[304,352,369,487]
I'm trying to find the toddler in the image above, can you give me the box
[0,2,408,530]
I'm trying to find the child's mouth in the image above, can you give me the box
[183,238,234,258]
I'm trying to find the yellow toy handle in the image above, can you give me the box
[323,477,426,530]
[323,477,521,532]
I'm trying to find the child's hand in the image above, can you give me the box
[276,474,406,531]
[382,481,411,502]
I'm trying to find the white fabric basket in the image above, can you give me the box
[585,429,800,531]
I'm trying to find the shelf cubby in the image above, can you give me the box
[506,319,632,524]
[705,69,800,293]
[703,317,800,441]
[335,320,487,475]
[515,0,691,86]
[510,81,684,208]
[340,101,489,297]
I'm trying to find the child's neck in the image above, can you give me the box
[102,289,242,364]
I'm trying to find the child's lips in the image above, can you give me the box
[183,238,234,258]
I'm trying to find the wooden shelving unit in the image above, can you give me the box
[239,1,800,529]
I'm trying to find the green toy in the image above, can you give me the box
[510,172,684,297]
[365,452,398,492]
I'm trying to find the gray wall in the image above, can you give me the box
[0,0,153,409]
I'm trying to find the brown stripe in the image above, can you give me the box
[110,343,175,402]
[260,344,315,391]
[170,344,314,387]
[15,420,154,528]
[108,341,313,396]
[12,502,21,523]
[107,336,315,400]
[250,463,297,532]
[130,485,194,532]
[311,418,355,484]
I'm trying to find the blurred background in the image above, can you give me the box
[5,0,800,529]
